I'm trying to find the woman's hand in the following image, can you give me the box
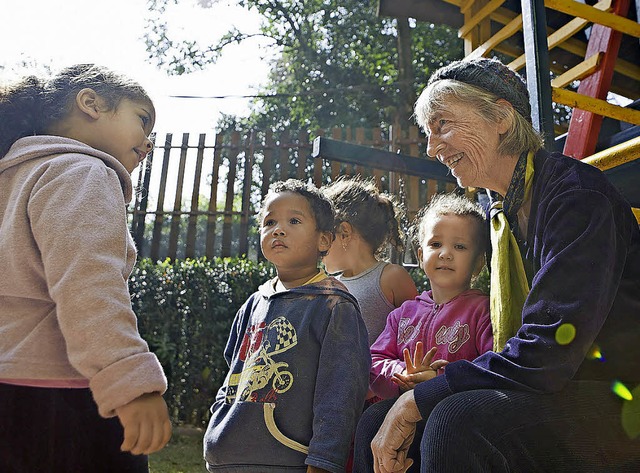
[371,390,422,473]
[392,343,448,392]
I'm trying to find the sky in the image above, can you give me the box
[2,0,274,134]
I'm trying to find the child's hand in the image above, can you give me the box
[115,392,172,455]
[391,342,449,392]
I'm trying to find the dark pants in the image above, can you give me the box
[0,383,148,473]
[353,381,640,473]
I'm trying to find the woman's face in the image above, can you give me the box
[424,98,509,193]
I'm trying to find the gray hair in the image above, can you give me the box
[415,79,543,157]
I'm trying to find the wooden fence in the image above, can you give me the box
[127,125,457,262]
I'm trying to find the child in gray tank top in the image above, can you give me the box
[322,176,418,345]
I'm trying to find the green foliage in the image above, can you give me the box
[130,257,275,426]
[144,0,463,131]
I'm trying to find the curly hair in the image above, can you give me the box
[322,176,405,258]
[259,179,336,258]
[414,192,488,254]
[0,64,154,157]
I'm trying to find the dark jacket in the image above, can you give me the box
[204,276,371,473]
[414,149,640,417]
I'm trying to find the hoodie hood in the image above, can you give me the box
[416,288,485,305]
[1,135,133,202]
[258,275,357,304]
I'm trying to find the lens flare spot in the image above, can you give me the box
[555,323,576,345]
[612,380,633,401]
[621,384,640,440]
[586,344,605,361]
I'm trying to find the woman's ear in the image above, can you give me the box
[495,98,515,135]
[75,88,102,120]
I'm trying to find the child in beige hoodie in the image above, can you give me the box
[0,65,171,472]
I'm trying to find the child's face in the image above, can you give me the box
[87,98,155,173]
[418,213,483,300]
[260,191,331,278]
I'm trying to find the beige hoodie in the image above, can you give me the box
[0,136,167,417]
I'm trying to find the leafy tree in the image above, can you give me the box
[144,0,463,131]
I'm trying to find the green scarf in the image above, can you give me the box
[489,151,534,352]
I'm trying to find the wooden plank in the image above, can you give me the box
[509,0,612,71]
[261,130,274,200]
[239,131,255,256]
[297,130,308,181]
[458,0,505,38]
[563,0,631,158]
[221,132,240,257]
[311,137,456,181]
[205,133,223,258]
[545,0,640,38]
[331,128,342,180]
[407,126,421,220]
[554,87,640,125]
[551,52,602,88]
[468,14,522,59]
[168,133,189,259]
[278,130,291,180]
[312,129,324,187]
[150,133,173,261]
[185,134,206,259]
[131,136,155,255]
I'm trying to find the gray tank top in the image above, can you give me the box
[338,261,396,345]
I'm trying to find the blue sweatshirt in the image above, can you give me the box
[413,149,640,417]
[204,276,371,473]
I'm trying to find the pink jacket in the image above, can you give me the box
[0,136,167,417]
[370,289,492,399]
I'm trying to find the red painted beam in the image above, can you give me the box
[562,0,630,159]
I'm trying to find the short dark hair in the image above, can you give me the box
[260,179,335,256]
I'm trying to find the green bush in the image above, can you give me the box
[130,257,275,427]
[131,258,488,428]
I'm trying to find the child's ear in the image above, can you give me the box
[417,245,423,263]
[318,231,333,255]
[337,221,352,239]
[75,88,102,120]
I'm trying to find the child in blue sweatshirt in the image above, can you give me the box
[204,179,371,473]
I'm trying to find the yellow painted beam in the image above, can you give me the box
[582,136,640,171]
[458,0,506,37]
[551,53,602,88]
[468,14,522,59]
[552,88,640,125]
[510,0,611,71]
[545,0,640,38]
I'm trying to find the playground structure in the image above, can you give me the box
[316,0,639,217]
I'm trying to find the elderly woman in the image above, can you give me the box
[353,58,640,472]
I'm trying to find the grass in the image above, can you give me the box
[149,426,208,473]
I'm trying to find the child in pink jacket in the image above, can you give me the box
[369,193,493,399]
